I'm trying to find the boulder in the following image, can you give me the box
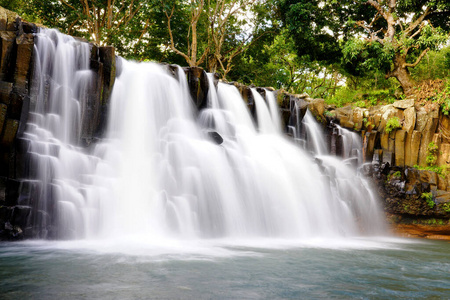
[435,191,450,204]
[308,98,325,119]
[393,98,414,109]
[352,107,365,131]
[419,170,438,186]
[402,106,416,133]
[378,105,401,132]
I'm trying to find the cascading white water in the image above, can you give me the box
[336,123,364,164]
[22,29,386,241]
[20,29,95,238]
[302,110,329,155]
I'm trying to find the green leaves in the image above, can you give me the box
[416,24,448,50]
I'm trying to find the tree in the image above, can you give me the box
[344,0,449,95]
[278,0,351,66]
[162,0,211,67]
[280,0,450,95]
[7,0,158,59]
[162,0,270,78]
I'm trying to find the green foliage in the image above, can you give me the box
[423,218,445,225]
[324,110,335,118]
[441,203,450,213]
[278,0,344,65]
[414,164,447,178]
[342,37,393,75]
[324,82,399,108]
[352,100,366,108]
[326,87,356,107]
[421,192,435,209]
[385,117,401,134]
[280,0,450,94]
[387,171,402,182]
[411,47,450,81]
[426,142,439,166]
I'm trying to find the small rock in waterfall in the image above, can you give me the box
[207,131,223,144]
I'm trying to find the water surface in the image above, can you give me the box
[1,238,449,299]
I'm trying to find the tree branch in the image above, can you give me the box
[403,48,429,68]
[405,6,431,36]
[163,4,192,65]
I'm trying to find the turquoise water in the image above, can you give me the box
[0,238,449,299]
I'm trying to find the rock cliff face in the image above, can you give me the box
[0,8,36,239]
[323,99,450,231]
[0,7,115,239]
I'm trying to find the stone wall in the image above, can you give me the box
[0,8,36,239]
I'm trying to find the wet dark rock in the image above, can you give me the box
[187,67,209,110]
[256,87,266,99]
[208,131,223,145]
[212,73,220,87]
[115,56,123,78]
[288,96,308,135]
[167,64,179,78]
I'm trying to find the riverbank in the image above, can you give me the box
[390,223,450,240]
[385,213,450,240]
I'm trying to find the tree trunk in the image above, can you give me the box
[386,54,416,96]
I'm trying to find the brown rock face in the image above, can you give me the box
[14,34,33,91]
[395,130,406,167]
[418,117,439,166]
[406,131,422,166]
[402,106,416,133]
[308,98,325,120]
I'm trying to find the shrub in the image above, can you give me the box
[353,100,366,108]
[414,164,447,178]
[421,192,435,209]
[324,110,335,118]
[426,141,439,166]
[441,203,450,213]
[385,117,401,134]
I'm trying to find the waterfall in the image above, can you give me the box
[301,110,329,155]
[21,29,386,241]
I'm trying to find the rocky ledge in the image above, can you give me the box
[315,97,450,239]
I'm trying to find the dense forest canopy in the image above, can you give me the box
[1,0,449,103]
